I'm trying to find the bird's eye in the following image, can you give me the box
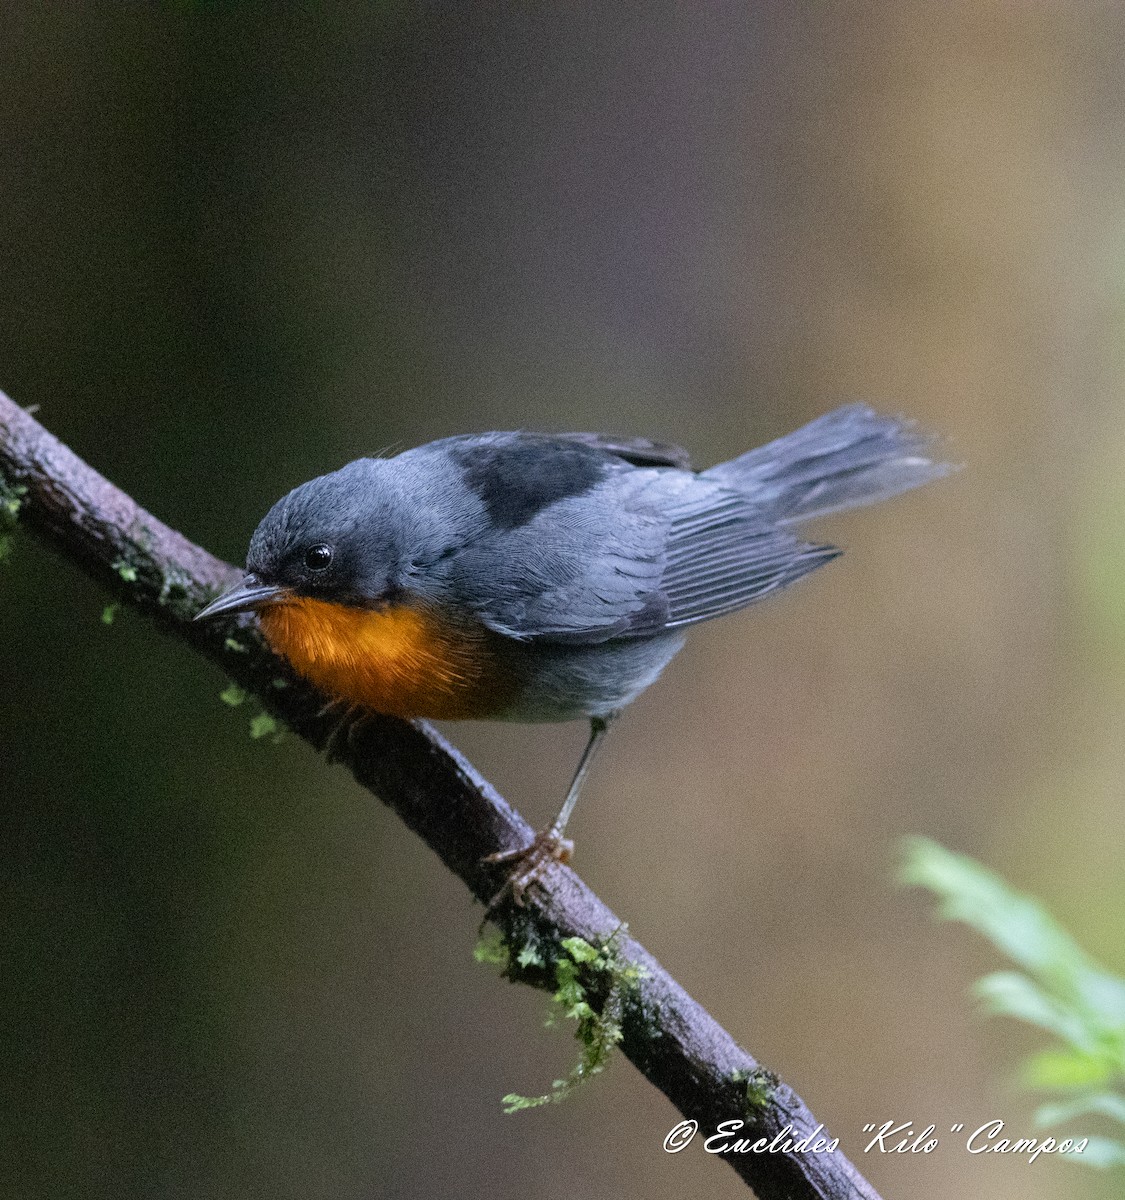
[304,543,333,571]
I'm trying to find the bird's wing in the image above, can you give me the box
[651,485,840,632]
[447,459,837,644]
[551,432,693,470]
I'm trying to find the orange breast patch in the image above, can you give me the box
[258,595,510,720]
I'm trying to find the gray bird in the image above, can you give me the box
[196,404,954,900]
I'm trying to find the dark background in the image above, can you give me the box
[2,5,1123,1198]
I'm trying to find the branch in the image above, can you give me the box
[0,389,884,1200]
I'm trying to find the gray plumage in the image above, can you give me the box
[236,404,954,721]
[703,403,955,523]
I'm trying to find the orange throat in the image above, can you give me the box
[257,595,508,720]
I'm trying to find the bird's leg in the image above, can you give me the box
[484,714,615,908]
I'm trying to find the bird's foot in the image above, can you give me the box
[483,828,575,910]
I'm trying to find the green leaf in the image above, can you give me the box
[0,484,26,515]
[516,944,545,969]
[1064,1135,1125,1169]
[905,836,1125,1165]
[220,684,248,707]
[901,837,1125,1028]
[473,929,509,967]
[249,712,280,740]
[101,603,119,625]
[1078,976,1125,1033]
[0,482,25,564]
[1022,1048,1115,1091]
[973,972,1093,1050]
[501,1093,550,1113]
[561,936,600,964]
[0,482,26,519]
[1035,1093,1125,1127]
[564,1000,594,1021]
[902,838,1083,974]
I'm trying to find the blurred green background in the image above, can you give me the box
[2,4,1124,1198]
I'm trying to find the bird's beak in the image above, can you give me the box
[194,575,289,621]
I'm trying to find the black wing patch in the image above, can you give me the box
[553,432,693,470]
[449,435,608,531]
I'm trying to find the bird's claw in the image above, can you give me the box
[483,829,575,910]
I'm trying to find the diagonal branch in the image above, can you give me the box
[0,389,884,1200]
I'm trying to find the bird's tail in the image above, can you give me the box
[703,404,956,524]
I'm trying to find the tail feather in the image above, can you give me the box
[703,404,956,523]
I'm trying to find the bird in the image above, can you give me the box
[195,404,954,902]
